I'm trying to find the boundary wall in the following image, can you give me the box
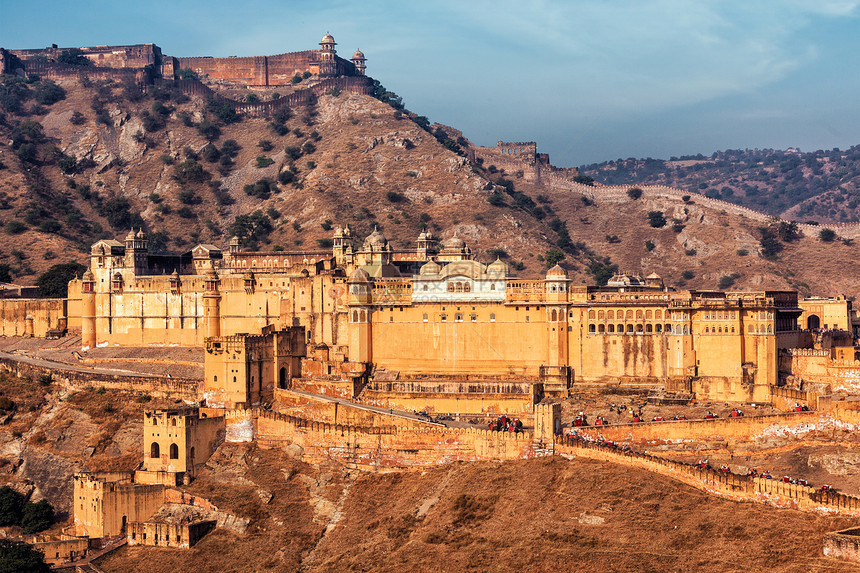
[553,182,860,238]
[0,356,200,400]
[556,436,860,516]
[572,410,859,446]
[223,408,535,470]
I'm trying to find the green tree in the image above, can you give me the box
[33,80,65,105]
[0,487,24,527]
[818,228,837,242]
[544,248,565,267]
[627,187,643,199]
[36,262,87,297]
[758,227,783,259]
[56,48,92,66]
[0,539,51,573]
[647,211,667,228]
[21,499,53,534]
[777,221,800,242]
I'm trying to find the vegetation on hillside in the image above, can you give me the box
[580,147,860,223]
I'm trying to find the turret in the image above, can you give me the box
[202,268,221,340]
[351,49,366,75]
[81,268,97,349]
[319,33,337,77]
[124,228,148,275]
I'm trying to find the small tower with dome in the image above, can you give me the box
[319,33,337,77]
[351,49,366,75]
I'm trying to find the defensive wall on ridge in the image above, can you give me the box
[0,356,200,400]
[782,348,860,393]
[223,408,536,470]
[555,182,860,238]
[556,436,860,516]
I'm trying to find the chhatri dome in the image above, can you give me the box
[362,226,389,251]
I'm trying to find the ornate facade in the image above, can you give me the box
[62,227,824,404]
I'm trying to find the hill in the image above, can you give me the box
[0,74,858,297]
[579,147,860,223]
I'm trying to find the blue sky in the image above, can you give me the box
[3,0,860,166]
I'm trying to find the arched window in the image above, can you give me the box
[665,323,671,332]
[490,284,496,291]
[646,324,653,333]
[626,324,634,333]
[598,310,605,320]
[464,283,471,292]
[655,324,662,333]
[171,418,176,427]
[626,310,634,320]
[352,310,358,322]
[150,443,160,459]
[588,310,596,319]
[731,327,735,333]
[645,310,652,319]
[636,310,644,320]
[598,324,605,333]
[423,313,428,322]
[617,324,624,333]
[683,325,689,334]
[636,324,643,333]
[551,310,558,322]
[190,447,195,461]
[448,283,455,292]
[607,310,615,320]
[705,327,709,333]
[767,324,773,334]
[608,324,615,333]
[279,367,287,389]
[655,310,662,320]
[455,282,463,292]
[360,310,367,322]
[748,324,754,333]
[589,324,596,333]
[169,443,179,460]
[490,313,496,322]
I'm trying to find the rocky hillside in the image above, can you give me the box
[0,75,858,297]
[579,147,860,223]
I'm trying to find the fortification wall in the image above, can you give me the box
[824,528,860,563]
[786,351,860,393]
[572,411,844,447]
[556,436,860,516]
[223,408,534,470]
[0,357,200,400]
[0,298,67,337]
[25,535,92,566]
[274,388,434,428]
[360,379,536,417]
[556,182,860,238]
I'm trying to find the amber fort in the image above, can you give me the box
[1,34,860,568]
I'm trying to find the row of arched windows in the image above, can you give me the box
[150,443,179,459]
[447,282,472,292]
[589,323,671,334]
[588,309,665,320]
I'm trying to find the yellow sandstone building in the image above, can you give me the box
[49,227,843,406]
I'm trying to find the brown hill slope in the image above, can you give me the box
[0,76,858,297]
[96,450,857,572]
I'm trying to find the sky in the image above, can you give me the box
[3,0,860,166]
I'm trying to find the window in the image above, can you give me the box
[646,324,652,333]
[626,324,634,333]
[151,443,160,458]
[169,443,179,459]
[598,324,605,333]
[455,283,463,292]
[607,310,615,320]
[441,314,447,321]
[589,324,596,333]
[636,310,643,320]
[617,324,623,333]
[448,283,455,292]
[423,313,428,322]
[526,316,530,322]
[471,313,477,321]
[588,310,596,319]
[551,310,558,321]
[490,284,496,291]
[608,324,615,333]
[464,283,471,292]
[636,324,643,333]
[598,310,605,319]
[455,313,463,322]
[655,324,662,333]
[423,285,428,291]
[705,327,709,333]
[490,313,496,322]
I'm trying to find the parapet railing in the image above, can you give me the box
[557,435,860,515]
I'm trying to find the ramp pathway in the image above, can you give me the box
[0,350,161,378]
[286,388,444,426]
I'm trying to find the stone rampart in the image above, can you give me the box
[0,356,200,400]
[555,182,860,238]
[785,351,860,393]
[824,527,860,563]
[0,298,68,337]
[768,384,819,411]
[572,411,838,446]
[556,436,860,516]
[223,408,535,470]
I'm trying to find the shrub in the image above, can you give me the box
[69,111,86,125]
[33,80,65,105]
[301,141,316,155]
[255,156,274,168]
[266,207,281,220]
[627,187,643,199]
[644,240,655,251]
[201,143,221,163]
[321,219,333,231]
[317,238,334,248]
[243,178,274,199]
[173,159,208,184]
[258,140,273,152]
[672,221,685,233]
[605,234,621,244]
[736,248,748,256]
[58,155,77,174]
[221,139,241,157]
[178,190,202,205]
[177,206,196,218]
[681,270,695,280]
[0,397,14,411]
[818,228,837,242]
[544,248,565,267]
[487,193,506,207]
[647,211,667,228]
[386,191,405,203]
[684,248,697,256]
[292,74,303,84]
[718,273,741,289]
[759,227,783,259]
[197,120,221,141]
[0,539,51,572]
[681,195,691,202]
[4,221,26,234]
[38,220,61,234]
[277,170,295,185]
